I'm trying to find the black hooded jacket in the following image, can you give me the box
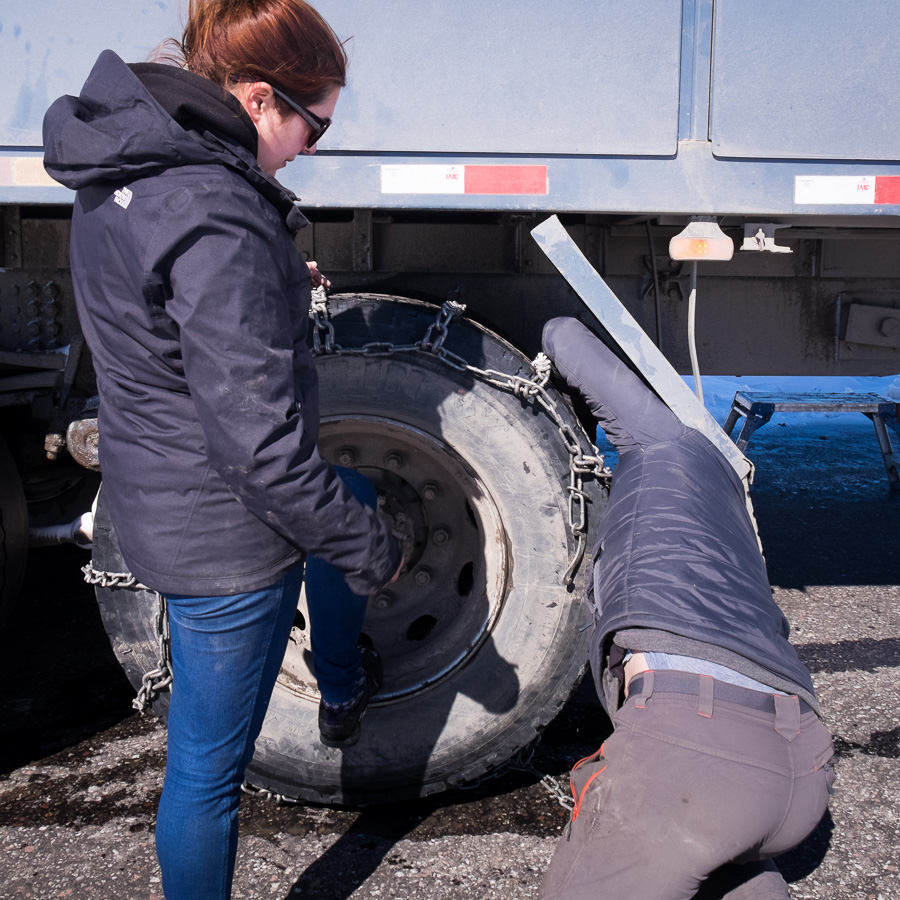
[542,318,817,716]
[43,50,400,596]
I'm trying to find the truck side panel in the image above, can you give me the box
[711,1,900,161]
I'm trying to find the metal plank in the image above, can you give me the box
[530,215,751,481]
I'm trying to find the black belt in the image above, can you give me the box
[627,671,813,716]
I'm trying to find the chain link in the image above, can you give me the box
[530,351,552,388]
[242,750,576,811]
[240,780,301,806]
[309,296,609,585]
[420,299,466,353]
[83,563,172,712]
[310,285,339,355]
[81,562,147,591]
[537,772,576,812]
[132,592,173,712]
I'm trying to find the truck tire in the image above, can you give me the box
[93,294,606,805]
[0,435,29,629]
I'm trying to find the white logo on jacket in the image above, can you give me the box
[114,187,133,209]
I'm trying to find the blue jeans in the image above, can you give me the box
[156,467,373,900]
[304,465,373,705]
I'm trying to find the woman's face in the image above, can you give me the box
[244,85,341,175]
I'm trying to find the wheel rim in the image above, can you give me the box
[276,415,510,703]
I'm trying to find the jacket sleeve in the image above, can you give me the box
[156,187,400,596]
[542,317,686,453]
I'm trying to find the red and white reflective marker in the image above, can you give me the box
[381,164,548,195]
[795,175,900,205]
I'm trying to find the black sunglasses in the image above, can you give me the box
[228,75,332,149]
[270,86,332,149]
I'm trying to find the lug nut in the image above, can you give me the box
[385,452,403,470]
[373,591,393,610]
[337,446,357,466]
[421,482,439,501]
[432,527,451,546]
[414,567,432,587]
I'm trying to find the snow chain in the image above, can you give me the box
[81,563,173,712]
[240,780,301,807]
[309,289,609,585]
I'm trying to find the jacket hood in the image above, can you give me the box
[43,50,307,232]
[129,61,259,158]
[43,50,236,189]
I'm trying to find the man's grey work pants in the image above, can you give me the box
[540,672,835,900]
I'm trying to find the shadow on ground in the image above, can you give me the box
[0,545,135,775]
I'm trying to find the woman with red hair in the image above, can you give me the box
[43,3,401,897]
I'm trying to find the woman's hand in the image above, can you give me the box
[307,260,331,289]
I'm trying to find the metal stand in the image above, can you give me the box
[724,391,900,491]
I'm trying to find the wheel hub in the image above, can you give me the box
[277,416,509,703]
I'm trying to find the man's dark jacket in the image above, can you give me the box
[42,50,399,596]
[542,317,817,715]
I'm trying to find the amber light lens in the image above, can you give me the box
[669,235,734,261]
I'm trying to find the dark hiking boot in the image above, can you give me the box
[318,646,383,749]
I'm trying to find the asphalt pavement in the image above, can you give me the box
[1,417,898,899]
